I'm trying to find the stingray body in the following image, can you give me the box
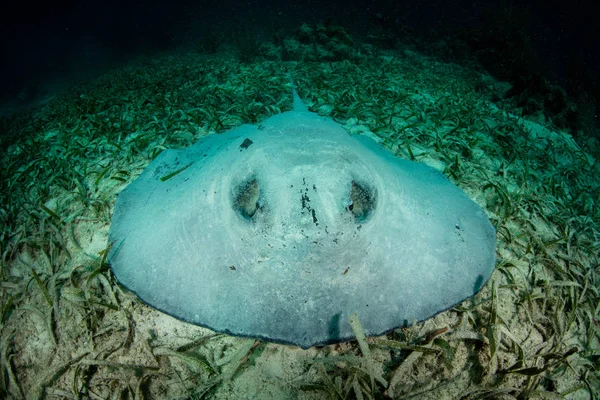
[108,85,496,348]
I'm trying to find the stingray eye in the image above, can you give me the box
[233,178,261,219]
[348,180,376,222]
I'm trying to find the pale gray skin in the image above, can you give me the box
[108,88,496,349]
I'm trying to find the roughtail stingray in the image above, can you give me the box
[108,84,496,349]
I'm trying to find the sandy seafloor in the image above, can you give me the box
[0,48,598,399]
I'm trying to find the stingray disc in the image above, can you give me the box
[108,89,496,348]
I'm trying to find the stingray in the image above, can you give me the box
[108,85,496,349]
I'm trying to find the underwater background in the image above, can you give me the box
[0,0,598,399]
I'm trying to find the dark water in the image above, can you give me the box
[1,1,598,129]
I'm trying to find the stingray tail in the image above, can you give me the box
[289,77,309,113]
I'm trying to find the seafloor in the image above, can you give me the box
[0,49,598,399]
